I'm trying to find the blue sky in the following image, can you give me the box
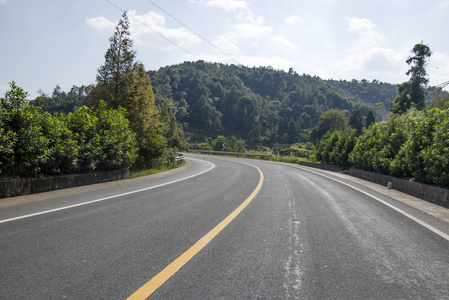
[1,0,448,98]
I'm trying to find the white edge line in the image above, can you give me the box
[0,159,215,224]
[296,165,449,242]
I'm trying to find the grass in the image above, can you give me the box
[130,161,185,179]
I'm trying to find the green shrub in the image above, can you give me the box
[1,83,137,177]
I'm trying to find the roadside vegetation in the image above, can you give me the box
[313,43,449,188]
[1,13,180,178]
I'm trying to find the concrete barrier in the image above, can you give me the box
[348,168,449,209]
[0,169,129,198]
[299,161,345,172]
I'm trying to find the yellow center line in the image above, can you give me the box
[127,162,264,300]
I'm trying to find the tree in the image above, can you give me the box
[311,109,347,142]
[90,12,136,108]
[0,82,47,176]
[277,116,289,140]
[428,88,449,109]
[89,12,165,168]
[365,110,375,128]
[391,43,432,114]
[348,109,363,135]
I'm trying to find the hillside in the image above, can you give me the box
[148,61,392,144]
[31,60,402,146]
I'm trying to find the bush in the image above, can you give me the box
[1,83,48,176]
[316,107,449,188]
[65,102,137,172]
[39,112,78,174]
[393,108,449,187]
[314,130,356,168]
[350,113,409,174]
[1,83,137,177]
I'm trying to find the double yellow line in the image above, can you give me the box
[127,162,264,299]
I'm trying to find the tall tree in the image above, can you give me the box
[89,12,165,168]
[365,110,375,128]
[348,109,363,135]
[391,43,432,114]
[90,12,135,108]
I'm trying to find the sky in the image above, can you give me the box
[1,0,448,99]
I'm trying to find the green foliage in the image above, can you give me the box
[350,113,409,174]
[391,43,432,114]
[428,89,449,109]
[366,110,376,128]
[148,61,371,145]
[213,135,227,151]
[391,108,448,186]
[327,79,397,111]
[348,109,363,135]
[197,142,213,150]
[314,130,356,168]
[209,135,246,152]
[422,109,449,186]
[39,112,78,174]
[1,82,48,176]
[278,147,310,159]
[29,85,91,114]
[225,135,246,153]
[314,105,449,189]
[310,109,348,142]
[0,83,137,177]
[89,12,166,169]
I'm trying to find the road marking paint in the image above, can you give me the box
[127,162,264,300]
[0,159,215,224]
[297,165,449,242]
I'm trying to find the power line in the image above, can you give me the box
[435,80,449,89]
[104,0,199,61]
[145,0,242,65]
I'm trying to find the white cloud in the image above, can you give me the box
[335,16,403,81]
[191,0,260,23]
[437,0,449,9]
[128,10,201,48]
[346,16,385,49]
[213,36,240,54]
[229,23,272,39]
[203,0,249,12]
[284,16,303,25]
[87,11,201,49]
[86,16,115,31]
[0,0,7,4]
[302,13,326,36]
[213,22,272,52]
[271,36,299,53]
[346,16,376,32]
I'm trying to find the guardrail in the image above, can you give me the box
[188,149,271,157]
[172,154,185,167]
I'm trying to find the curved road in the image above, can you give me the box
[1,154,448,299]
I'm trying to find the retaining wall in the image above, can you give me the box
[0,169,129,198]
[348,168,448,208]
[299,161,345,172]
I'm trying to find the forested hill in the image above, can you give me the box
[148,60,396,143]
[31,60,400,145]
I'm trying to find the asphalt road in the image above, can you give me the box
[1,154,448,299]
